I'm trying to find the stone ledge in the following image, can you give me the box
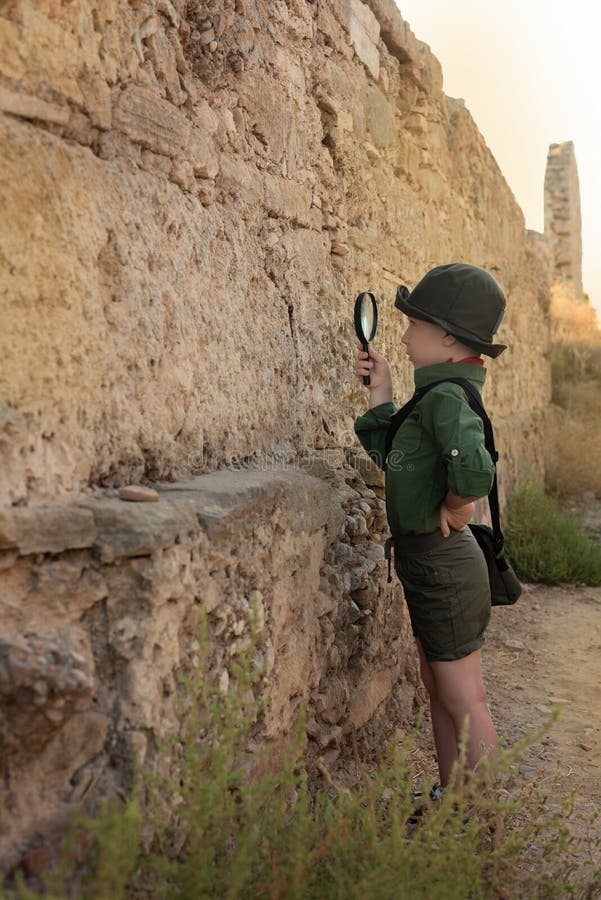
[72,496,200,563]
[0,506,97,555]
[154,468,337,537]
[0,468,341,561]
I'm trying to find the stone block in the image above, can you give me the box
[218,154,264,205]
[316,3,345,44]
[73,497,200,562]
[0,632,95,752]
[187,127,219,178]
[365,83,395,147]
[79,76,112,130]
[0,86,69,126]
[344,666,398,730]
[192,98,220,135]
[0,505,97,555]
[146,27,186,105]
[417,165,446,201]
[349,0,380,80]
[263,173,312,226]
[112,83,190,157]
[237,70,290,162]
[394,136,422,181]
[169,158,195,191]
[363,0,411,62]
[155,469,333,537]
[0,11,86,105]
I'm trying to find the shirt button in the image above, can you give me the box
[451,448,459,456]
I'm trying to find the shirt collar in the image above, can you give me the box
[449,356,484,365]
[414,360,487,390]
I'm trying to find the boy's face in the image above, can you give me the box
[401,316,454,368]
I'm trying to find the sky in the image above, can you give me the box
[394,0,601,315]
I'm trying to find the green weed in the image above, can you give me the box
[3,603,599,899]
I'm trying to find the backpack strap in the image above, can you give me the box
[383,377,504,560]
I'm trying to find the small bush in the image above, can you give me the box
[505,482,601,585]
[3,604,599,899]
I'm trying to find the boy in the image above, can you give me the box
[354,262,507,790]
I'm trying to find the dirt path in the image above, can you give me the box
[484,581,601,824]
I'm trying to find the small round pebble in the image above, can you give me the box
[118,485,160,502]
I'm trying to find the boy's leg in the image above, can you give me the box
[430,648,498,778]
[415,636,459,787]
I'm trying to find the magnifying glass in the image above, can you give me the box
[354,291,378,385]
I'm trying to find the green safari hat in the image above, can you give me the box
[395,263,508,358]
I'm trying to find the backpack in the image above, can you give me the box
[383,377,522,607]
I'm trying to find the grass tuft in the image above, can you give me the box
[505,481,601,585]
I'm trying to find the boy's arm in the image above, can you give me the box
[354,399,397,470]
[439,489,481,536]
[422,386,496,497]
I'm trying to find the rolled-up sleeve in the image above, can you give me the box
[354,401,397,471]
[424,387,495,498]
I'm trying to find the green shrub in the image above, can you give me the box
[3,603,599,899]
[505,481,601,585]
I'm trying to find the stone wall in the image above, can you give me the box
[0,0,551,509]
[0,0,554,878]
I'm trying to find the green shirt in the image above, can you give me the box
[354,361,496,537]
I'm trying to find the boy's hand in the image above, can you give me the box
[356,341,393,391]
[439,499,475,537]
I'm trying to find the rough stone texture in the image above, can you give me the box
[544,141,583,299]
[0,0,562,878]
[348,0,381,81]
[0,0,552,509]
[0,463,417,875]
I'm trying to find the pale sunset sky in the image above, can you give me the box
[395,0,601,317]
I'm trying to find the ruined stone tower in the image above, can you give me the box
[544,141,584,299]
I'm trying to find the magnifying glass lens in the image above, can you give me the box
[353,291,378,386]
[361,299,374,339]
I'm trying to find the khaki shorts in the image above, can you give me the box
[393,527,491,662]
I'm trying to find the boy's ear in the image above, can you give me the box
[441,332,456,347]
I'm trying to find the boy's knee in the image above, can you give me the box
[437,685,488,721]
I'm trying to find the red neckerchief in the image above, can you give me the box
[447,356,484,365]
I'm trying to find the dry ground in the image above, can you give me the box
[484,581,601,824]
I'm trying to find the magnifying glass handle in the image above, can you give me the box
[362,340,370,386]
